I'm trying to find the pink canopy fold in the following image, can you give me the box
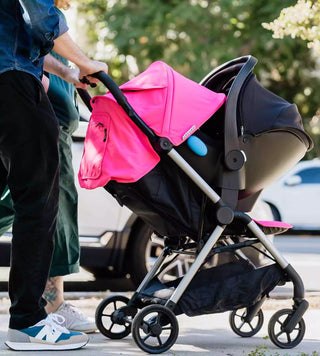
[79,61,226,189]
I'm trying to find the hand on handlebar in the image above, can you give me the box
[78,60,108,87]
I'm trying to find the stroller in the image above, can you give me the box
[78,56,313,354]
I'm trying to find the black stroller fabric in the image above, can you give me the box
[106,153,218,240]
[239,75,312,147]
[137,262,285,317]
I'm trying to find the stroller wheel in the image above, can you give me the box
[229,308,264,337]
[132,305,179,354]
[95,295,133,339]
[268,308,305,349]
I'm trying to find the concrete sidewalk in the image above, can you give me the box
[0,293,319,356]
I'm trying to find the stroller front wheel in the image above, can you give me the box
[229,308,264,337]
[95,295,133,339]
[268,308,305,348]
[132,304,179,354]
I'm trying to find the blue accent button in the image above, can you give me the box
[187,136,208,156]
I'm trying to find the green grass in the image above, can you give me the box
[244,347,319,356]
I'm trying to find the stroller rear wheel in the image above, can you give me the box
[229,308,264,337]
[95,295,133,339]
[132,304,179,354]
[268,308,306,348]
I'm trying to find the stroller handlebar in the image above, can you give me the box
[77,72,126,113]
[91,71,129,110]
[90,71,158,142]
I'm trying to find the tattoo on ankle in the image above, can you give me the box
[44,278,58,304]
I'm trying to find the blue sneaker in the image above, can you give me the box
[5,313,88,351]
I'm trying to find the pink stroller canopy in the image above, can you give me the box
[79,61,226,189]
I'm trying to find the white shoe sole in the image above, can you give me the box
[70,328,97,334]
[5,339,88,351]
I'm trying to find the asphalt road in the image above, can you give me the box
[273,234,320,293]
[274,234,320,254]
[0,234,319,293]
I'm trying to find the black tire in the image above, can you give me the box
[229,308,264,337]
[268,308,306,348]
[267,202,281,221]
[132,305,179,354]
[95,295,131,339]
[129,223,156,287]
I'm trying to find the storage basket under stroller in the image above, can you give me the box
[79,55,312,353]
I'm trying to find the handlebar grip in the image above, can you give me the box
[91,71,129,109]
[79,76,97,88]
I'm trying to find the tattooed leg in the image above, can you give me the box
[43,276,64,314]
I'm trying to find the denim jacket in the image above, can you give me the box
[0,0,68,80]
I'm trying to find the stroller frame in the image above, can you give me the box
[84,57,309,354]
[127,147,308,347]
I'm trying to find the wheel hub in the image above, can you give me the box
[149,322,162,336]
[111,310,126,325]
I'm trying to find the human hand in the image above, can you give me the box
[53,32,108,85]
[79,60,108,85]
[43,54,88,88]
[64,67,88,89]
[64,67,80,85]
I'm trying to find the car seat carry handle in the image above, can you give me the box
[219,55,257,208]
[224,55,257,169]
[91,71,158,143]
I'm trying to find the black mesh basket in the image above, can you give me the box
[136,261,285,317]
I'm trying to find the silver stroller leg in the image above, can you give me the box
[165,225,225,307]
[135,248,168,294]
[244,218,306,301]
[247,220,289,269]
[246,217,309,338]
